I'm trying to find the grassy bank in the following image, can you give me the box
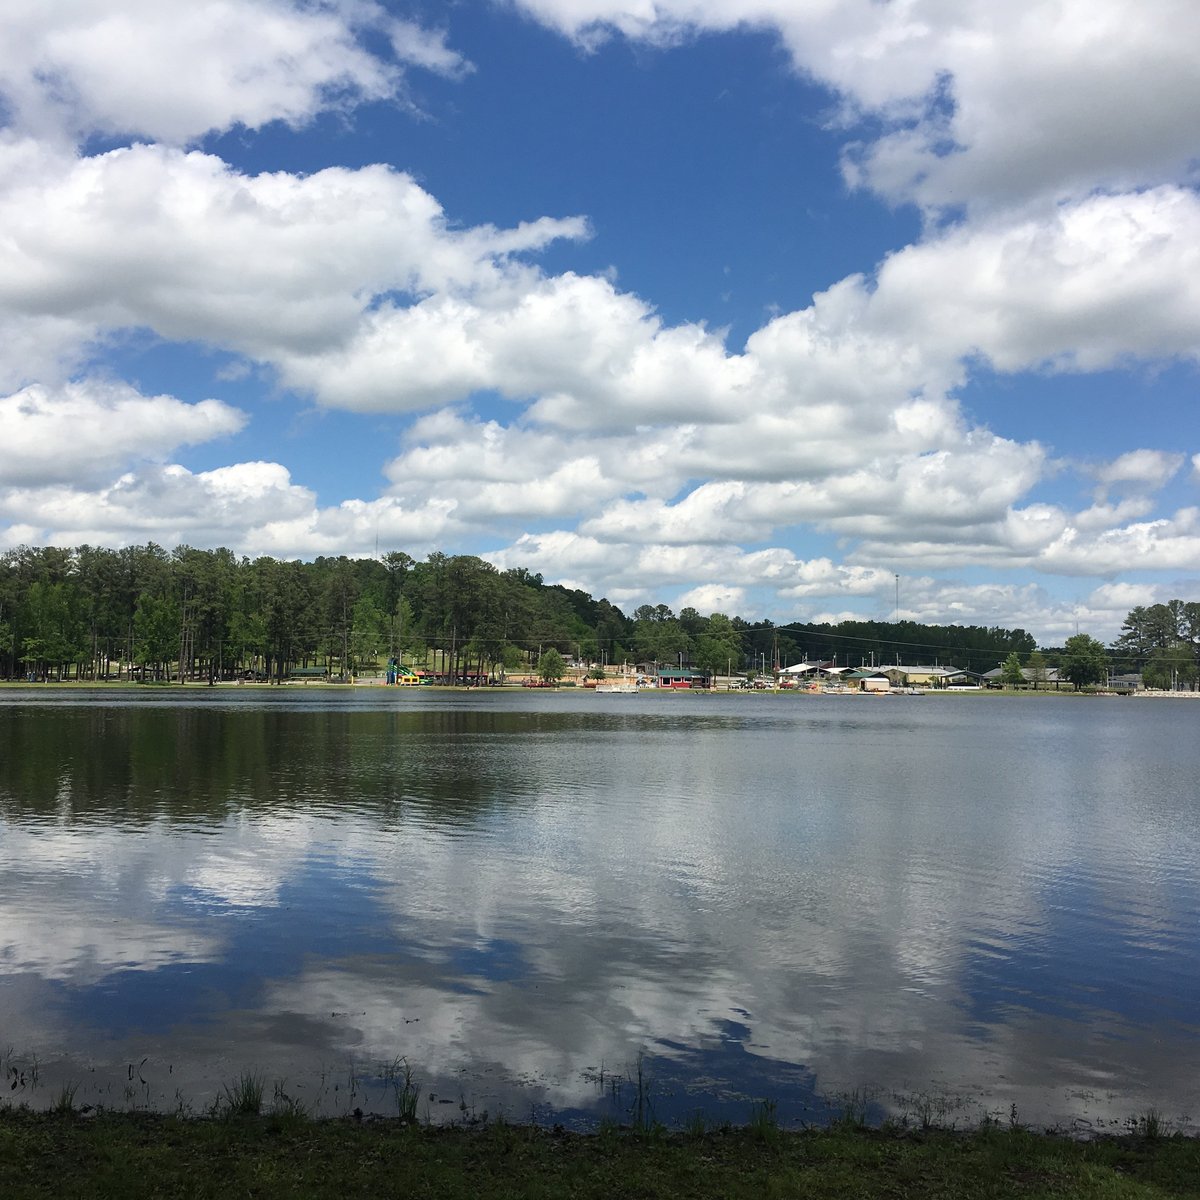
[3,1109,1199,1199]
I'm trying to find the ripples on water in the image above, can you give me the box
[0,688,1197,1130]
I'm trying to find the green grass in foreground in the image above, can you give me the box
[2,1110,1199,1199]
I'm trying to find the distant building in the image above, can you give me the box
[1107,673,1144,692]
[844,669,891,692]
[778,661,829,680]
[981,665,1068,689]
[655,667,710,689]
[883,665,984,689]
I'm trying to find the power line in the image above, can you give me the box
[730,619,1037,662]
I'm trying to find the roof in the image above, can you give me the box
[883,665,984,679]
[981,666,1064,681]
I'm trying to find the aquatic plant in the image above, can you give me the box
[383,1057,420,1124]
[628,1052,661,1135]
[52,1082,79,1114]
[831,1087,872,1130]
[748,1098,780,1144]
[892,1089,969,1131]
[220,1072,265,1117]
[270,1079,308,1121]
[1132,1107,1169,1140]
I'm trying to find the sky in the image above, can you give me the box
[1,0,1198,644]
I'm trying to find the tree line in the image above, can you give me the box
[0,544,622,683]
[0,541,1160,686]
[1109,600,1200,690]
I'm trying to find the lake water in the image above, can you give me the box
[1,688,1197,1132]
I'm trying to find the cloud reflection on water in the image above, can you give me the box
[0,692,1197,1128]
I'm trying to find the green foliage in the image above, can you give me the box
[4,1106,1200,1198]
[537,647,566,684]
[1113,600,1195,659]
[220,1072,265,1116]
[350,594,387,669]
[383,1057,420,1124]
[1112,599,1200,688]
[0,542,1105,691]
[693,612,743,677]
[132,593,181,674]
[270,1079,309,1121]
[52,1081,79,1114]
[20,581,81,677]
[226,608,267,668]
[1133,1106,1167,1139]
[1142,644,1198,691]
[832,1088,872,1130]
[1025,648,1048,689]
[393,595,422,662]
[1000,651,1024,687]
[781,617,1036,674]
[1060,632,1109,690]
[632,604,690,664]
[747,1099,780,1144]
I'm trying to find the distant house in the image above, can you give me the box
[884,665,950,688]
[845,669,891,692]
[655,667,710,689]
[981,665,1068,690]
[1107,672,1144,692]
[885,665,984,689]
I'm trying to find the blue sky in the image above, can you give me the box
[1,1,1198,641]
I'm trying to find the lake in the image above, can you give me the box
[0,687,1197,1132]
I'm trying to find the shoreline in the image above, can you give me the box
[0,678,1195,698]
[1,1107,1197,1199]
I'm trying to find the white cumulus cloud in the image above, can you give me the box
[0,0,467,145]
[0,380,245,487]
[1091,449,1186,494]
[512,0,1200,212]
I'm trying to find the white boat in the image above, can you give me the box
[595,681,637,693]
